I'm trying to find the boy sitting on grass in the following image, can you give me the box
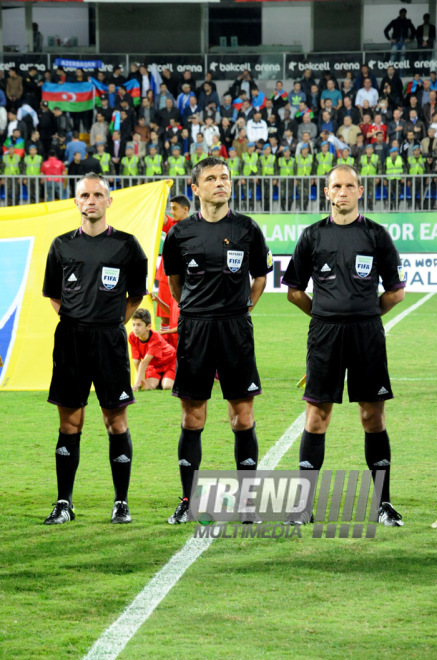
[128,308,176,391]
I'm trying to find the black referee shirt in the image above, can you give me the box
[162,210,273,317]
[43,226,148,325]
[282,215,405,321]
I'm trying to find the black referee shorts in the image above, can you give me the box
[173,313,262,401]
[304,317,394,404]
[48,321,135,409]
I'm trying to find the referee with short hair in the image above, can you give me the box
[43,173,147,525]
[283,164,406,527]
[163,156,273,524]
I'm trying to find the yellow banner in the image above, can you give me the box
[0,180,171,390]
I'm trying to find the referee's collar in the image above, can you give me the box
[329,214,363,223]
[78,225,113,236]
[198,209,231,221]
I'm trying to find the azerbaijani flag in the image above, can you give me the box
[89,76,107,106]
[124,79,141,106]
[2,137,25,157]
[109,110,121,135]
[42,82,94,112]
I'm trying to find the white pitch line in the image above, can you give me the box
[83,292,434,660]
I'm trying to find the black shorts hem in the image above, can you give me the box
[100,398,136,410]
[303,395,341,404]
[48,397,88,408]
[172,391,211,401]
[224,389,262,401]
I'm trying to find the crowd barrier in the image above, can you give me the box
[1,174,436,214]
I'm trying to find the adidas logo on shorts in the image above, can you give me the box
[67,273,78,282]
[247,383,259,392]
[113,454,131,463]
[188,259,199,267]
[56,447,70,456]
[320,263,331,272]
[119,391,129,400]
[378,386,389,395]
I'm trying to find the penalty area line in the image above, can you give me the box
[83,292,434,660]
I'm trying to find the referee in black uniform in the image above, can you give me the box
[163,156,273,524]
[283,164,406,527]
[43,172,147,525]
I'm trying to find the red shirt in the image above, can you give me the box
[129,329,176,369]
[41,157,65,181]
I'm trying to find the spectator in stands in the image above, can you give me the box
[268,133,280,156]
[25,128,43,155]
[251,86,266,112]
[341,78,356,105]
[336,114,361,146]
[219,116,233,152]
[404,108,426,141]
[318,70,338,92]
[246,111,268,144]
[203,102,220,125]
[400,130,416,162]
[155,83,175,111]
[300,69,316,99]
[296,130,315,157]
[295,103,314,124]
[232,127,248,159]
[220,93,234,122]
[189,132,207,157]
[127,62,142,87]
[372,131,390,165]
[157,97,180,128]
[200,115,220,149]
[67,151,83,196]
[41,148,65,201]
[237,99,254,123]
[359,112,373,144]
[288,80,306,118]
[280,126,297,156]
[6,68,23,106]
[7,108,28,140]
[52,107,73,142]
[384,145,406,209]
[177,83,195,114]
[270,81,289,114]
[198,82,220,112]
[318,109,337,135]
[134,115,150,143]
[351,132,365,163]
[297,111,317,141]
[64,131,86,164]
[367,113,387,143]
[108,65,126,87]
[163,68,180,98]
[37,100,55,158]
[308,83,320,117]
[354,64,378,92]
[109,129,125,174]
[187,114,202,142]
[95,141,115,177]
[422,90,437,125]
[356,78,379,112]
[384,8,416,62]
[136,96,154,126]
[421,126,437,157]
[377,81,400,114]
[23,66,42,110]
[416,13,436,57]
[387,108,406,144]
[338,95,361,125]
[380,65,404,101]
[321,78,343,110]
[230,69,256,99]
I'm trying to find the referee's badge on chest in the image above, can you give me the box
[355,255,373,278]
[227,250,244,273]
[101,266,120,290]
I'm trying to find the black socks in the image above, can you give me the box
[109,430,133,503]
[365,430,391,505]
[299,430,326,470]
[55,431,81,506]
[178,427,203,500]
[234,425,258,471]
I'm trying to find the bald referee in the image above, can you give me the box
[163,156,273,524]
[283,164,406,527]
[43,173,147,525]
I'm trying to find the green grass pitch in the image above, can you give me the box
[1,292,436,659]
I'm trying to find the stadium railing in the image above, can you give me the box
[1,175,436,214]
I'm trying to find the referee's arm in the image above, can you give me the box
[379,288,405,316]
[249,276,266,311]
[168,275,182,303]
[287,288,312,317]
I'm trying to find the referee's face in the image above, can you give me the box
[191,164,232,204]
[75,178,112,223]
[324,168,363,213]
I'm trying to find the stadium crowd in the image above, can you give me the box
[2,57,437,209]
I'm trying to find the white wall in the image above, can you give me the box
[363,1,429,44]
[262,2,312,52]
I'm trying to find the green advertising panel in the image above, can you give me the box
[253,213,437,255]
